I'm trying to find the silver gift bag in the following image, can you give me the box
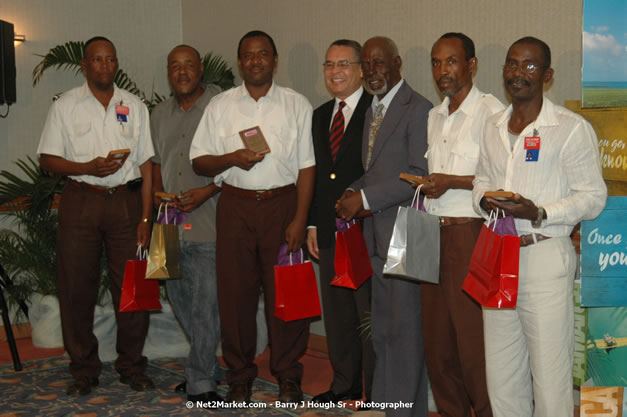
[383,186,440,283]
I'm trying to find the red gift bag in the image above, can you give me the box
[462,213,520,308]
[332,220,373,289]
[120,247,162,312]
[274,249,321,321]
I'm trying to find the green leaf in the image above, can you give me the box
[32,41,84,86]
[201,53,235,91]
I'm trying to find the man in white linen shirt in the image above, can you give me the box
[37,36,154,396]
[420,32,502,417]
[472,36,607,417]
[190,30,315,405]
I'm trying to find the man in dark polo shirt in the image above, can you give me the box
[151,44,222,403]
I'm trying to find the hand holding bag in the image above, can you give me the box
[146,203,181,279]
[120,246,162,312]
[462,209,520,308]
[332,219,373,289]
[383,185,440,283]
[274,245,322,321]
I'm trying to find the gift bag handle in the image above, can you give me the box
[288,249,305,266]
[157,202,178,225]
[136,245,148,261]
[488,208,504,231]
[411,184,424,209]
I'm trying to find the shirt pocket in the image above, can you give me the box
[450,139,480,175]
[68,122,94,160]
[217,127,245,154]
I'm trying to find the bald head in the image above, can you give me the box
[167,44,204,100]
[361,36,402,98]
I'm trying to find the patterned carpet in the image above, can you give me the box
[0,356,354,416]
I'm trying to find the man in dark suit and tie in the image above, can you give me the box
[306,39,374,406]
[337,36,432,417]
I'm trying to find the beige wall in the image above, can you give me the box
[182,0,582,109]
[0,0,183,172]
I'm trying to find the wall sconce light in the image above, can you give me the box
[14,33,26,47]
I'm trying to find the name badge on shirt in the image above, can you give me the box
[116,105,129,123]
[183,223,192,231]
[524,136,540,162]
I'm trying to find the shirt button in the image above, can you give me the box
[330,173,336,180]
[441,165,444,169]
[182,134,185,138]
[178,172,182,176]
[180,153,184,157]
[443,140,447,143]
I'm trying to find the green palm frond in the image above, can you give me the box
[0,156,64,211]
[32,41,84,86]
[201,53,235,91]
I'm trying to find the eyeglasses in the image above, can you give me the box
[323,60,360,70]
[503,61,544,74]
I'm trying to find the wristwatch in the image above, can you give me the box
[532,206,544,228]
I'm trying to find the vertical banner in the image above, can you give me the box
[582,0,627,108]
[580,197,627,306]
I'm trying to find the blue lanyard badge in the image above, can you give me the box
[116,104,129,123]
[524,136,540,162]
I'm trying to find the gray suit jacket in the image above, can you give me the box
[351,81,432,258]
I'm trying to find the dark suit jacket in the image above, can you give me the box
[350,81,432,258]
[309,90,373,249]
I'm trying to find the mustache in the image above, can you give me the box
[437,76,454,85]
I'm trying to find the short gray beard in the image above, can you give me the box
[365,76,388,96]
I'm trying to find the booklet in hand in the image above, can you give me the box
[106,148,131,165]
[239,126,271,155]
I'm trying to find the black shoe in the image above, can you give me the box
[66,376,99,396]
[311,390,362,404]
[175,381,186,393]
[278,378,303,403]
[226,379,252,403]
[188,391,224,403]
[119,373,155,391]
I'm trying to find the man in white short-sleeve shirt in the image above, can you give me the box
[37,36,154,396]
[190,30,315,405]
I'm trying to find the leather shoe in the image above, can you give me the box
[175,381,186,393]
[119,373,155,391]
[66,376,99,396]
[226,379,252,403]
[188,391,224,403]
[311,390,362,404]
[278,379,303,403]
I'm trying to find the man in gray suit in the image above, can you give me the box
[336,36,432,417]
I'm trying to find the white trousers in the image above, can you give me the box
[484,236,576,417]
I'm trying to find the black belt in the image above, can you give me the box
[67,178,142,195]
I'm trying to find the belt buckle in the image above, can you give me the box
[439,217,445,226]
[106,187,117,195]
[255,190,264,200]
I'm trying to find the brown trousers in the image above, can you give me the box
[57,182,149,379]
[421,219,493,417]
[216,188,309,384]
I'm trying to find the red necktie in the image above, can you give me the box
[329,101,346,162]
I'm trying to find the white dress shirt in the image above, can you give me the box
[362,79,405,210]
[37,83,154,187]
[189,82,315,189]
[472,97,607,237]
[424,85,504,217]
[329,86,364,131]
